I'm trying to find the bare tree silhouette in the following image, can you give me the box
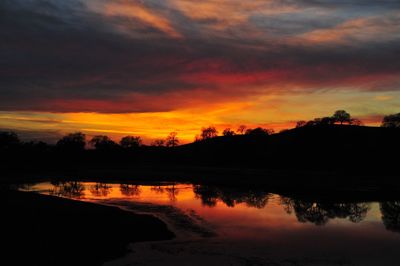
[165,132,179,147]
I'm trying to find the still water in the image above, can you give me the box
[21,181,400,265]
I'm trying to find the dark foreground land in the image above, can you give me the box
[1,125,399,266]
[3,189,174,266]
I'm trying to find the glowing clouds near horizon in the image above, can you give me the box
[1,0,400,140]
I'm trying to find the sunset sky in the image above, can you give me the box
[1,0,400,143]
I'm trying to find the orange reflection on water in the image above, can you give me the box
[20,181,400,265]
[36,182,196,204]
[24,181,387,239]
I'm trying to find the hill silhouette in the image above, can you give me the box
[171,125,399,173]
[1,125,399,188]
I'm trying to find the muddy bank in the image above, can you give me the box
[96,199,217,239]
[3,189,174,266]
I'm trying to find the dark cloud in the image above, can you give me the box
[289,0,400,9]
[0,0,400,113]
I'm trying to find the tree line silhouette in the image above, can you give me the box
[1,109,400,179]
[58,132,179,152]
[1,110,399,151]
[295,110,363,128]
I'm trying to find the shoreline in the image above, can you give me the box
[3,189,175,266]
[6,182,400,266]
[93,199,217,239]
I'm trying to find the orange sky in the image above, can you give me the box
[0,89,392,143]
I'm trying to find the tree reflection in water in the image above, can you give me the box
[193,185,270,208]
[194,185,219,207]
[89,183,112,197]
[150,186,165,194]
[43,181,400,234]
[120,184,141,197]
[49,181,85,198]
[165,183,179,202]
[281,197,370,225]
[380,201,400,233]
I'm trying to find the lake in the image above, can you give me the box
[20,181,400,266]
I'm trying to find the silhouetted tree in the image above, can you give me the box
[222,128,235,136]
[0,131,20,149]
[320,116,335,125]
[120,136,142,149]
[381,113,400,128]
[236,125,247,134]
[245,127,273,136]
[300,111,362,127]
[23,140,49,150]
[296,121,307,128]
[380,201,400,233]
[165,132,179,147]
[151,139,165,147]
[200,126,218,140]
[307,117,335,126]
[89,135,118,150]
[332,110,351,125]
[56,132,86,152]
